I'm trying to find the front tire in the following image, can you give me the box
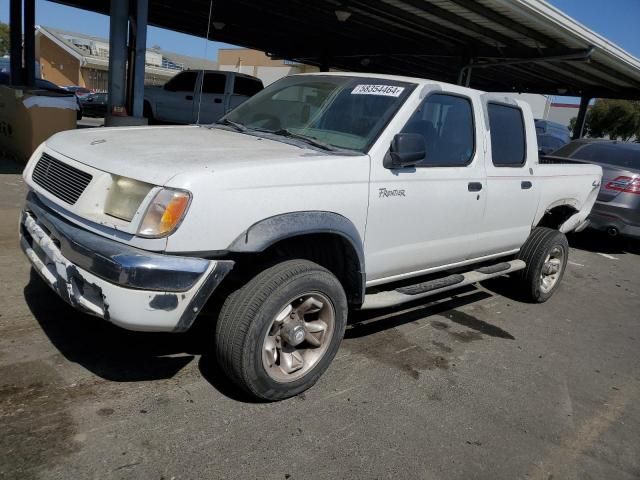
[517,227,569,303]
[215,260,348,401]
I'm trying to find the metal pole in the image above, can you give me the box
[23,0,35,87]
[107,0,130,121]
[571,96,591,140]
[9,0,23,86]
[131,0,148,118]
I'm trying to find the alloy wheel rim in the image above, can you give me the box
[262,292,335,383]
[540,246,564,293]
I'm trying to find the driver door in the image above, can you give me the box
[364,91,488,284]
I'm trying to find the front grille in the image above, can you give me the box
[31,153,93,205]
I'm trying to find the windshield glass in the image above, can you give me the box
[221,75,415,152]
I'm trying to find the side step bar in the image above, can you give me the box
[361,259,526,310]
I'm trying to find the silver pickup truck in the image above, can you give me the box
[143,69,263,124]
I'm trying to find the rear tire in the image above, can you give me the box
[143,101,155,124]
[517,227,569,303]
[215,259,348,401]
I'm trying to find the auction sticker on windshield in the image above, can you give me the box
[351,84,405,97]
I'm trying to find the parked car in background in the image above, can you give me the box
[535,119,571,156]
[63,86,93,98]
[0,73,82,120]
[547,139,640,239]
[143,70,264,124]
[80,92,108,118]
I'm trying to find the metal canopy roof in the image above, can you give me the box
[49,0,640,99]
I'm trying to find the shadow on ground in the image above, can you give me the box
[568,230,640,255]
[25,269,518,401]
[0,157,25,174]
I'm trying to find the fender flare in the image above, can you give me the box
[228,211,366,302]
[228,211,365,268]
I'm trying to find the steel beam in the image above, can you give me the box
[572,96,591,140]
[107,0,130,120]
[9,0,23,86]
[23,0,36,87]
[126,0,148,118]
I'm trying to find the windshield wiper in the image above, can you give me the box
[214,118,247,132]
[270,129,337,152]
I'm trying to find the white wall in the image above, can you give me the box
[498,93,550,119]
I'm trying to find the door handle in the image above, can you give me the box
[185,95,194,100]
[521,181,532,190]
[468,182,483,192]
[214,98,222,104]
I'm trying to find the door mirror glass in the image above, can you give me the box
[385,133,425,168]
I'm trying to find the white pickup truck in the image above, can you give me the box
[20,73,602,400]
[143,70,263,124]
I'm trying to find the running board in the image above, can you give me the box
[361,259,526,310]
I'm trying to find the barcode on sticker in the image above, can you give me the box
[351,84,405,97]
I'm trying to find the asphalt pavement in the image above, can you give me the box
[1,160,639,480]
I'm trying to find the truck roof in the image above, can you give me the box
[297,71,486,94]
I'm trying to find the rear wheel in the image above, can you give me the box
[143,101,155,124]
[215,260,347,401]
[517,227,569,303]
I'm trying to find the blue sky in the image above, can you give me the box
[1,0,638,68]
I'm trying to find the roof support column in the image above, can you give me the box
[128,0,148,118]
[23,0,36,87]
[9,0,23,86]
[107,0,130,123]
[571,96,591,140]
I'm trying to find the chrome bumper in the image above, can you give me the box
[20,192,233,332]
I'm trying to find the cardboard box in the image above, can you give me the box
[0,85,77,163]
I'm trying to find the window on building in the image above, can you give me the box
[401,93,475,166]
[488,103,526,166]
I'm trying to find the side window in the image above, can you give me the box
[165,71,198,92]
[201,73,226,94]
[401,93,474,167]
[488,103,526,166]
[233,76,263,96]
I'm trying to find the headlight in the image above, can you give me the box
[137,188,191,238]
[104,176,153,221]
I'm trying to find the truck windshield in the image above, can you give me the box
[219,75,415,152]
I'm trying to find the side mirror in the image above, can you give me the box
[384,133,425,169]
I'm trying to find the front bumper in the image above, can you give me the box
[20,192,234,332]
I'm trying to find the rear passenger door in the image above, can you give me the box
[193,72,228,124]
[156,71,198,124]
[482,99,540,254]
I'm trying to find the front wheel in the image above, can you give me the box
[215,260,348,401]
[517,227,569,303]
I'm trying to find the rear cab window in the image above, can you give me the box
[488,103,526,166]
[234,76,263,97]
[165,71,199,92]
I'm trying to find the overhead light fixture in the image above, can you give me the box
[212,21,225,30]
[335,9,351,22]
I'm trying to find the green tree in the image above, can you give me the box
[571,99,640,141]
[0,22,9,57]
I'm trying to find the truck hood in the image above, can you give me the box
[46,125,323,185]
